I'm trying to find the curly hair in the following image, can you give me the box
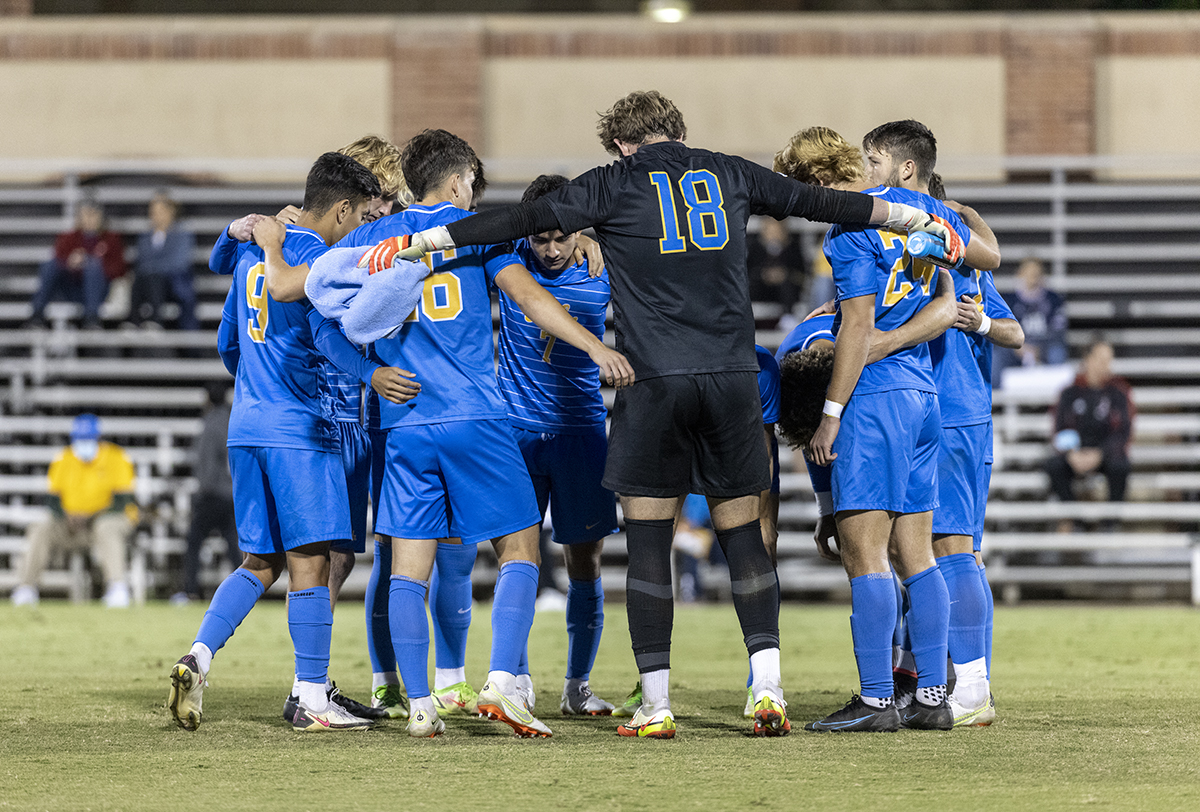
[773,126,865,187]
[339,135,412,208]
[776,344,836,450]
[596,90,687,157]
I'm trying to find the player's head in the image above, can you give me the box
[470,158,488,209]
[773,126,865,187]
[301,152,381,243]
[401,129,480,211]
[597,90,687,157]
[927,172,946,201]
[521,174,578,274]
[776,341,835,450]
[862,119,937,190]
[338,134,412,218]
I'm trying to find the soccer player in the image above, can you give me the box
[167,152,382,732]
[358,90,968,739]
[859,122,1023,726]
[310,129,634,739]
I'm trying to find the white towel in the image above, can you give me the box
[305,245,429,345]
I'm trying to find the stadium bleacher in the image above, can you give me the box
[0,161,1197,604]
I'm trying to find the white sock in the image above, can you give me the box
[860,694,893,709]
[516,673,534,696]
[641,669,670,712]
[950,657,989,708]
[435,667,466,690]
[291,677,301,697]
[487,670,517,695]
[189,642,213,676]
[749,648,782,702]
[916,684,947,706]
[410,695,436,716]
[296,680,329,713]
[372,671,399,692]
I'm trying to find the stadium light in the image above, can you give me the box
[642,0,691,24]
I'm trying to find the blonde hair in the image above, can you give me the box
[596,90,687,157]
[773,126,865,187]
[339,135,412,208]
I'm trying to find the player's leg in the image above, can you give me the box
[329,421,372,606]
[430,538,479,715]
[364,427,406,717]
[387,536,444,737]
[560,540,612,715]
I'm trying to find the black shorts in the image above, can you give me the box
[603,370,770,499]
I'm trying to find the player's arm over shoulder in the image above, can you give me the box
[946,201,1001,271]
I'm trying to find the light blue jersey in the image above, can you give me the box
[826,187,971,396]
[221,225,337,452]
[496,240,609,434]
[336,203,521,428]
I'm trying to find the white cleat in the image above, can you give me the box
[949,691,995,728]
[167,654,205,731]
[477,681,552,738]
[292,700,373,731]
[561,683,616,716]
[406,706,446,738]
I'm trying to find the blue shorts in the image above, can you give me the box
[369,427,388,520]
[374,420,541,545]
[229,445,352,555]
[335,421,371,554]
[932,422,990,538]
[832,389,940,514]
[512,425,618,545]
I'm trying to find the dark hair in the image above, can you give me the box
[521,174,570,204]
[470,157,488,208]
[776,345,836,450]
[596,90,687,157]
[927,172,946,201]
[301,152,381,218]
[862,120,937,186]
[401,129,481,202]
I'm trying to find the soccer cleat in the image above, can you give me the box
[561,683,615,716]
[950,691,996,728]
[516,678,536,713]
[900,698,954,731]
[893,669,918,710]
[743,687,754,719]
[752,694,791,737]
[477,681,553,738]
[610,680,643,718]
[292,701,374,731]
[330,682,388,720]
[432,681,479,716]
[804,695,900,733]
[283,694,299,723]
[616,706,676,739]
[406,706,445,738]
[372,684,410,719]
[167,654,205,731]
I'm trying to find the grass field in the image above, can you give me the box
[2,599,1198,812]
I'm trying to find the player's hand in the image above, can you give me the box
[275,205,302,225]
[588,344,635,389]
[911,214,965,267]
[573,233,606,277]
[371,367,421,405]
[803,299,835,321]
[813,514,841,563]
[251,216,287,252]
[808,414,840,467]
[357,226,454,274]
[228,214,266,242]
[953,294,983,332]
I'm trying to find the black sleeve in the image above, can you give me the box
[741,157,876,226]
[445,198,560,247]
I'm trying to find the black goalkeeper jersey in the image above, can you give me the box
[544,141,872,379]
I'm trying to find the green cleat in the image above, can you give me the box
[372,684,410,719]
[610,680,643,718]
[433,681,479,716]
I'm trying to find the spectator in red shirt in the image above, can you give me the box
[29,200,126,329]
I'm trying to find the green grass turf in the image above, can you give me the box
[1,600,1198,811]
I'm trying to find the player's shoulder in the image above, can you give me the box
[282,225,328,264]
[756,344,780,376]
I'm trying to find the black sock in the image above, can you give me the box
[624,518,675,674]
[717,520,780,655]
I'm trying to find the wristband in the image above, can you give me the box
[975,314,992,336]
[815,490,834,517]
[822,399,844,420]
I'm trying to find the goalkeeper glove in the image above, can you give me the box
[357,226,454,275]
[883,202,965,267]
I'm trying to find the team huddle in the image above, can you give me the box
[166,90,1020,739]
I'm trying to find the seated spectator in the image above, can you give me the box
[1045,340,1134,509]
[747,218,807,317]
[129,192,198,329]
[11,414,138,608]
[993,257,1068,388]
[28,200,126,329]
[173,382,238,604]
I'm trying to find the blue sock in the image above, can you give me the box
[980,562,994,678]
[565,577,604,681]
[365,540,394,674]
[903,565,950,690]
[195,568,264,655]
[849,572,897,699]
[431,543,475,670]
[518,642,530,677]
[389,575,431,699]
[288,586,332,684]
[937,553,987,666]
[490,560,538,675]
